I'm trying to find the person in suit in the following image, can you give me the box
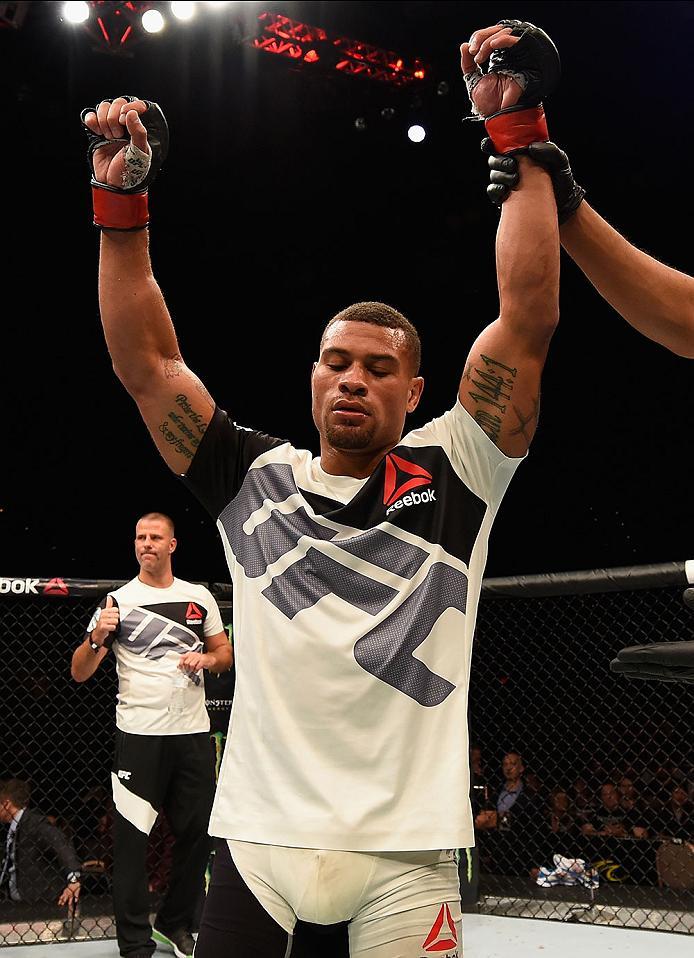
[474,752,546,876]
[0,779,81,907]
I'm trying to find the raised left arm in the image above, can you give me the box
[459,24,560,456]
[460,157,559,456]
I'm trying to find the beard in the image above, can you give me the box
[324,420,375,450]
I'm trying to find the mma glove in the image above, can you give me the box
[483,138,586,223]
[81,96,169,230]
[464,19,560,154]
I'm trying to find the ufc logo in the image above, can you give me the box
[221,463,468,706]
[118,610,203,685]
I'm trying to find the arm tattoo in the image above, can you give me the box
[163,353,184,379]
[466,354,517,446]
[509,396,540,443]
[158,393,210,460]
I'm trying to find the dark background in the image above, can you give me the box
[3,0,693,584]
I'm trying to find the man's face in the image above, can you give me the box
[601,784,620,810]
[134,519,176,574]
[0,798,13,824]
[502,753,524,782]
[311,321,423,459]
[618,777,636,801]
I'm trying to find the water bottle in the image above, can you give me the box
[168,669,188,715]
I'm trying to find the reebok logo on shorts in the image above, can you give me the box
[421,902,458,953]
[383,452,435,516]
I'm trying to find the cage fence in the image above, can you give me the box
[467,563,694,933]
[0,565,692,946]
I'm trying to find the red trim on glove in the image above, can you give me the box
[92,186,149,231]
[484,106,549,155]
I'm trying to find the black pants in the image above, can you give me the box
[111,731,215,956]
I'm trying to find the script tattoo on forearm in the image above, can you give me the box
[158,393,209,460]
[465,354,517,445]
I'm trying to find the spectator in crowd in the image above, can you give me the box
[617,777,650,840]
[547,788,577,837]
[0,779,82,908]
[653,786,693,841]
[474,752,545,876]
[572,776,596,826]
[581,783,624,838]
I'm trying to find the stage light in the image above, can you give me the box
[171,1,195,20]
[354,117,367,132]
[407,124,426,143]
[62,1,90,23]
[142,7,165,32]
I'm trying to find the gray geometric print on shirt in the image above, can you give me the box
[222,462,428,585]
[354,562,468,707]
[119,609,202,685]
[262,547,398,619]
[224,462,465,705]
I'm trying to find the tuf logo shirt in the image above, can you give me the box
[182,401,524,851]
[86,577,224,735]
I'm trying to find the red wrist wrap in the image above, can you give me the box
[484,106,549,155]
[92,185,149,230]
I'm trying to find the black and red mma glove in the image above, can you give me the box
[80,96,169,230]
[464,20,560,154]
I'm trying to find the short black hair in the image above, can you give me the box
[321,301,421,375]
[0,778,31,809]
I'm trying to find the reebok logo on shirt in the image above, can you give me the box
[186,602,204,625]
[383,452,435,516]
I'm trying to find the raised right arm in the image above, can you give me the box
[85,96,214,473]
[99,229,214,473]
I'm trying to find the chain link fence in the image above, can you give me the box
[468,563,694,934]
[1,566,692,946]
[0,578,234,947]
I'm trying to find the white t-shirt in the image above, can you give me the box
[85,576,225,735]
[182,401,524,850]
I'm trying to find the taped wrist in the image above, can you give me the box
[91,185,149,231]
[484,104,549,155]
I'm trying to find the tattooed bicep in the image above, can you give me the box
[459,349,542,455]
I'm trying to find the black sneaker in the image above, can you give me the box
[152,926,195,958]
